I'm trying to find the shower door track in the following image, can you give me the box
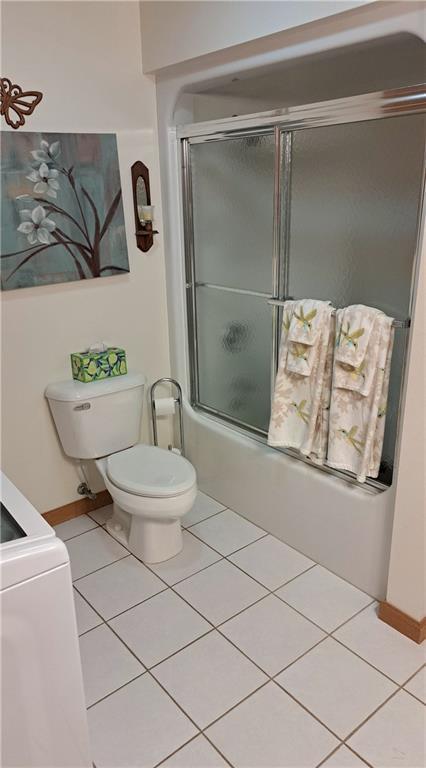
[180,84,426,492]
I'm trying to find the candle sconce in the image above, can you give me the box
[131,161,158,252]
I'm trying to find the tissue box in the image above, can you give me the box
[71,347,127,383]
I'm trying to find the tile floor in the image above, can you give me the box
[56,493,426,768]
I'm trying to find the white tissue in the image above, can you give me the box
[87,342,108,354]
[154,397,176,416]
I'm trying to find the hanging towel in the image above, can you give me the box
[268,300,334,458]
[310,313,335,465]
[327,307,394,483]
[334,304,383,396]
[287,299,331,376]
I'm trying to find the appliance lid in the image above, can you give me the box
[45,372,146,402]
[0,472,69,590]
[107,444,196,498]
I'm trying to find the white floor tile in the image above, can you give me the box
[73,589,102,635]
[148,530,222,586]
[88,674,197,768]
[334,603,426,684]
[321,746,369,767]
[152,631,267,729]
[182,492,226,528]
[348,690,425,768]
[54,514,98,541]
[75,555,166,619]
[110,589,212,668]
[87,504,113,526]
[404,666,426,704]
[276,565,372,632]
[79,624,143,707]
[189,509,266,556]
[220,594,325,675]
[206,682,339,767]
[276,638,396,738]
[174,559,267,626]
[66,527,128,580]
[160,735,227,767]
[229,535,315,590]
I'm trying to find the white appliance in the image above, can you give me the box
[0,472,91,768]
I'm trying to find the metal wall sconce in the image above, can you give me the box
[131,161,158,252]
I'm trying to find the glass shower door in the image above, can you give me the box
[283,114,425,482]
[189,133,275,431]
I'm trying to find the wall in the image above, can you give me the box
[1,1,171,513]
[386,233,426,622]
[140,0,370,73]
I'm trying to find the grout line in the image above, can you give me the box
[341,685,404,744]
[152,732,234,768]
[145,627,216,672]
[72,553,130,584]
[239,561,319,593]
[331,634,414,688]
[57,521,100,542]
[86,671,146,710]
[183,504,228,529]
[95,585,169,623]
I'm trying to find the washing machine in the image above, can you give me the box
[0,472,91,768]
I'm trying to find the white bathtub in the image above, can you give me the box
[184,404,395,599]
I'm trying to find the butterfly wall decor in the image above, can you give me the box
[0,77,43,129]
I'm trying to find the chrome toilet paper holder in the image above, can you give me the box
[150,378,185,455]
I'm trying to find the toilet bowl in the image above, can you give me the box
[96,445,196,562]
[45,373,197,563]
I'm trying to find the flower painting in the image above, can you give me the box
[1,132,129,290]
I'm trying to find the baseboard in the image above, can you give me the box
[378,601,426,644]
[43,489,112,527]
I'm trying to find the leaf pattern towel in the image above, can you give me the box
[268,300,334,459]
[327,311,394,483]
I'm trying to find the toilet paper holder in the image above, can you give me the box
[150,378,185,455]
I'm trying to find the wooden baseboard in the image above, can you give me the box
[43,489,112,527]
[378,601,426,644]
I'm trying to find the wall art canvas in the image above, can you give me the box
[1,132,129,290]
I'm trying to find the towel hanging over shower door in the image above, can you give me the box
[268,299,334,460]
[327,305,394,483]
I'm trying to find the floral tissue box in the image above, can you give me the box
[71,347,127,383]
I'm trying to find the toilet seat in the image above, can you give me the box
[106,444,196,499]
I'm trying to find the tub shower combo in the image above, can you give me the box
[173,86,425,597]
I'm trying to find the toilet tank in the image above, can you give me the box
[45,373,145,459]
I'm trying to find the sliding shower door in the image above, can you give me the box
[187,134,275,431]
[182,88,425,487]
[284,114,425,483]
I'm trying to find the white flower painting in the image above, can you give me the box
[1,132,129,290]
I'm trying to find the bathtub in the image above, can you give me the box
[183,403,395,599]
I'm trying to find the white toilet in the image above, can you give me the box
[45,374,197,563]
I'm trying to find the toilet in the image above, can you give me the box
[45,373,197,563]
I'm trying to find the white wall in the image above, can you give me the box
[140,0,370,73]
[1,1,171,513]
[386,234,426,621]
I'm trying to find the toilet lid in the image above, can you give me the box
[106,445,196,498]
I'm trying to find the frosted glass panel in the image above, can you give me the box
[196,287,272,430]
[191,135,275,292]
[286,115,425,483]
[286,115,424,313]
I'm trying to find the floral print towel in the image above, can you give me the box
[287,300,332,377]
[327,311,394,483]
[268,300,334,458]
